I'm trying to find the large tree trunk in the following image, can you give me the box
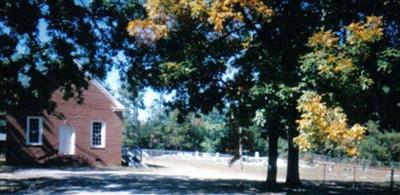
[286,127,301,187]
[266,129,278,186]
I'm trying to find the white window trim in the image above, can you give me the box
[26,116,43,145]
[90,120,106,149]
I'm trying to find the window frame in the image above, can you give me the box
[90,120,106,149]
[26,116,43,145]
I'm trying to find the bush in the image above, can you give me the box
[359,121,400,163]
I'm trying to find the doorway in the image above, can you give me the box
[59,125,75,155]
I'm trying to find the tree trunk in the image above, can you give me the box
[286,127,301,187]
[266,129,278,186]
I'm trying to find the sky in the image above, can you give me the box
[104,53,240,122]
[105,67,160,121]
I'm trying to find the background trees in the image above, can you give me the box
[122,96,267,153]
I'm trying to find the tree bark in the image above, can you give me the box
[266,129,278,186]
[286,127,301,187]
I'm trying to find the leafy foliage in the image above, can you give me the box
[123,100,266,153]
[126,0,400,185]
[296,16,400,158]
[301,16,383,88]
[359,121,400,163]
[0,0,145,113]
[123,100,228,151]
[294,91,365,156]
[127,0,273,44]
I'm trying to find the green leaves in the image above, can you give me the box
[300,17,386,97]
[377,48,400,74]
[295,16,400,156]
[0,0,145,113]
[159,61,196,85]
[359,121,400,163]
[382,85,390,94]
[123,106,229,152]
[0,120,6,127]
[253,109,267,127]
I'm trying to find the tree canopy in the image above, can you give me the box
[127,0,400,186]
[0,0,145,112]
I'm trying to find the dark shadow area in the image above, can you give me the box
[1,174,262,194]
[1,172,399,194]
[5,111,105,167]
[279,180,400,194]
[5,109,64,166]
[145,164,166,168]
[75,144,105,166]
[45,155,91,167]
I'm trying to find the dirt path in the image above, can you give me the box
[0,165,266,194]
[144,157,273,181]
[1,157,399,194]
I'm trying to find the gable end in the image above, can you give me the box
[91,80,125,112]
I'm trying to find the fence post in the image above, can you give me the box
[390,168,394,191]
[353,166,357,188]
[239,127,243,170]
[323,163,326,184]
[240,156,243,170]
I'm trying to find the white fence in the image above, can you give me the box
[143,149,400,167]
[142,149,400,189]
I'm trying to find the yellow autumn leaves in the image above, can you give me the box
[294,91,366,156]
[305,16,383,77]
[127,0,273,44]
[306,51,355,76]
[295,17,383,156]
[126,19,169,45]
[308,16,383,48]
[347,16,383,45]
[308,30,339,49]
[208,0,273,32]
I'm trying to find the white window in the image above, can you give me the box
[26,116,43,145]
[91,121,106,148]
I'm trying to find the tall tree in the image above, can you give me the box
[126,0,400,187]
[126,0,281,185]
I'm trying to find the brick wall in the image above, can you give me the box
[6,81,123,166]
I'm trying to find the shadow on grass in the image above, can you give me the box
[145,163,166,168]
[1,173,399,194]
[1,174,263,194]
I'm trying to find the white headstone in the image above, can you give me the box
[0,133,6,141]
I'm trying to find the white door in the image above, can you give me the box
[59,125,75,155]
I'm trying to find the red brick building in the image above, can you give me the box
[4,80,125,166]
